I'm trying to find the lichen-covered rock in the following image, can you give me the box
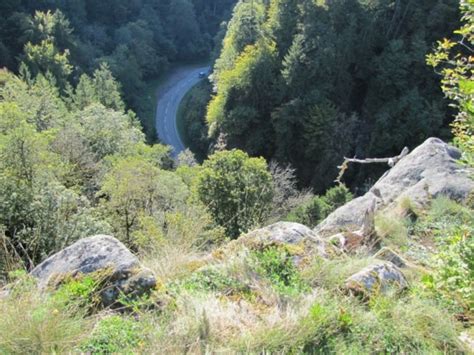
[345,261,408,297]
[373,247,407,268]
[31,235,156,306]
[316,138,473,235]
[237,222,328,258]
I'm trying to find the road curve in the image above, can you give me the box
[155,65,210,156]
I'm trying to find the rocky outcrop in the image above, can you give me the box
[31,235,156,306]
[237,222,328,258]
[316,138,473,235]
[345,261,408,297]
[327,199,376,253]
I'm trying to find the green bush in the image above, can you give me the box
[177,80,212,160]
[194,149,274,239]
[287,196,331,227]
[286,185,353,227]
[53,275,102,310]
[324,185,353,210]
[250,247,308,296]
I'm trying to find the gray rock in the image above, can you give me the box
[244,222,317,244]
[316,138,473,235]
[345,261,408,297]
[31,235,156,306]
[237,222,328,258]
[373,247,407,268]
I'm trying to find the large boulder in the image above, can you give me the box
[215,222,330,267]
[345,261,408,297]
[316,138,473,235]
[237,222,328,257]
[31,235,156,306]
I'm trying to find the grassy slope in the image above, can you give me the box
[1,197,472,353]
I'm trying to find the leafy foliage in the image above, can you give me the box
[427,0,474,165]
[177,80,211,159]
[195,149,274,239]
[250,247,308,296]
[431,226,473,314]
[286,185,353,227]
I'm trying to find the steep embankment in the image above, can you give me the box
[3,138,471,353]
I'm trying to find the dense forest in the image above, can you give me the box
[0,0,473,353]
[206,0,461,191]
[0,0,236,140]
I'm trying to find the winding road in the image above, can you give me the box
[155,65,210,156]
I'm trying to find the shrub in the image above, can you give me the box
[194,149,274,239]
[324,185,353,210]
[427,0,474,166]
[53,274,104,312]
[287,196,331,227]
[286,185,353,227]
[250,247,308,296]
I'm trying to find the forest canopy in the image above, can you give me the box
[208,0,461,192]
[0,0,237,140]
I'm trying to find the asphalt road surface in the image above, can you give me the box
[155,65,210,156]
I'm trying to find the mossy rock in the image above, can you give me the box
[31,235,157,308]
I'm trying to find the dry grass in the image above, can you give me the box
[142,241,208,283]
[0,284,91,354]
[144,288,321,353]
[375,211,410,248]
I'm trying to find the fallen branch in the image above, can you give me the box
[336,147,409,183]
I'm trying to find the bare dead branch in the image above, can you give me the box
[336,147,409,184]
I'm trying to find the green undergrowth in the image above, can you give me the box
[286,185,353,227]
[80,315,147,354]
[233,290,463,353]
[415,197,474,317]
[249,247,309,296]
[170,245,309,299]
